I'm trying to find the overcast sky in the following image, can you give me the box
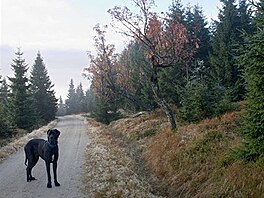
[0,0,221,101]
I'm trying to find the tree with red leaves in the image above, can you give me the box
[85,24,147,112]
[108,0,195,130]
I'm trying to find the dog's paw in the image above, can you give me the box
[27,177,36,182]
[47,183,52,188]
[54,181,60,187]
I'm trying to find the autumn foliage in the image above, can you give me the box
[108,0,195,67]
[86,0,197,129]
[85,25,118,100]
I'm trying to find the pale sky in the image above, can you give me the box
[0,0,221,101]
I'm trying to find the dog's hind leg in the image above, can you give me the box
[24,148,32,182]
[26,155,39,182]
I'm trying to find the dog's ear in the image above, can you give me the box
[54,129,60,137]
[47,129,51,135]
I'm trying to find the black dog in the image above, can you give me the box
[24,129,61,188]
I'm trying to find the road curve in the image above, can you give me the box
[0,115,90,198]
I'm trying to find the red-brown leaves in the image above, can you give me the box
[146,14,190,65]
[109,0,194,67]
[84,25,118,99]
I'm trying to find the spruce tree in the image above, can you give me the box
[0,78,12,137]
[209,0,252,101]
[168,0,185,23]
[56,96,66,116]
[238,0,264,160]
[159,0,186,106]
[185,5,211,67]
[0,78,9,105]
[118,41,155,111]
[8,49,34,130]
[178,5,213,122]
[85,89,95,112]
[65,79,77,114]
[210,0,239,89]
[30,52,57,123]
[76,83,85,113]
[161,2,213,122]
[0,78,10,123]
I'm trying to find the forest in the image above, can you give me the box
[0,0,263,163]
[83,0,264,161]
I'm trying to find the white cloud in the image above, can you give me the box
[1,0,94,50]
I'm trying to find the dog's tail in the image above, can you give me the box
[24,148,28,166]
[25,157,28,166]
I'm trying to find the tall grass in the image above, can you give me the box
[110,110,264,197]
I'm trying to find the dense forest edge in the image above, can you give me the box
[0,0,263,196]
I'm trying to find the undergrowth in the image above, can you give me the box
[109,110,264,197]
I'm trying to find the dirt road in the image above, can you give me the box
[0,115,90,198]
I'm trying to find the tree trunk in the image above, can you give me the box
[150,60,177,130]
[154,95,177,130]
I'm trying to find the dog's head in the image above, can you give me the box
[47,129,60,146]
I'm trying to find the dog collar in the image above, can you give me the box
[48,143,57,149]
[45,141,57,149]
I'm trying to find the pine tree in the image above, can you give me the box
[76,83,85,113]
[210,0,239,89]
[84,89,95,112]
[0,78,10,122]
[30,52,57,123]
[118,41,155,111]
[177,5,214,122]
[8,48,34,130]
[158,0,186,106]
[56,96,66,116]
[209,0,252,101]
[0,78,9,104]
[185,5,211,67]
[168,0,185,23]
[0,78,12,137]
[238,0,264,160]
[65,79,77,114]
[160,2,211,119]
[238,0,254,37]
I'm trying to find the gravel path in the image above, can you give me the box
[0,115,90,198]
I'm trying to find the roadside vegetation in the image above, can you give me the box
[82,118,160,197]
[83,105,263,197]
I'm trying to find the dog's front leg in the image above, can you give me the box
[53,161,60,186]
[45,161,52,188]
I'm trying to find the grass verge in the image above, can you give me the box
[82,118,161,197]
[106,110,264,197]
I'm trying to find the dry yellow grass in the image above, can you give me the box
[108,109,264,197]
[82,119,161,197]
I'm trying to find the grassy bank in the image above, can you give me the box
[106,109,264,197]
[82,119,160,197]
